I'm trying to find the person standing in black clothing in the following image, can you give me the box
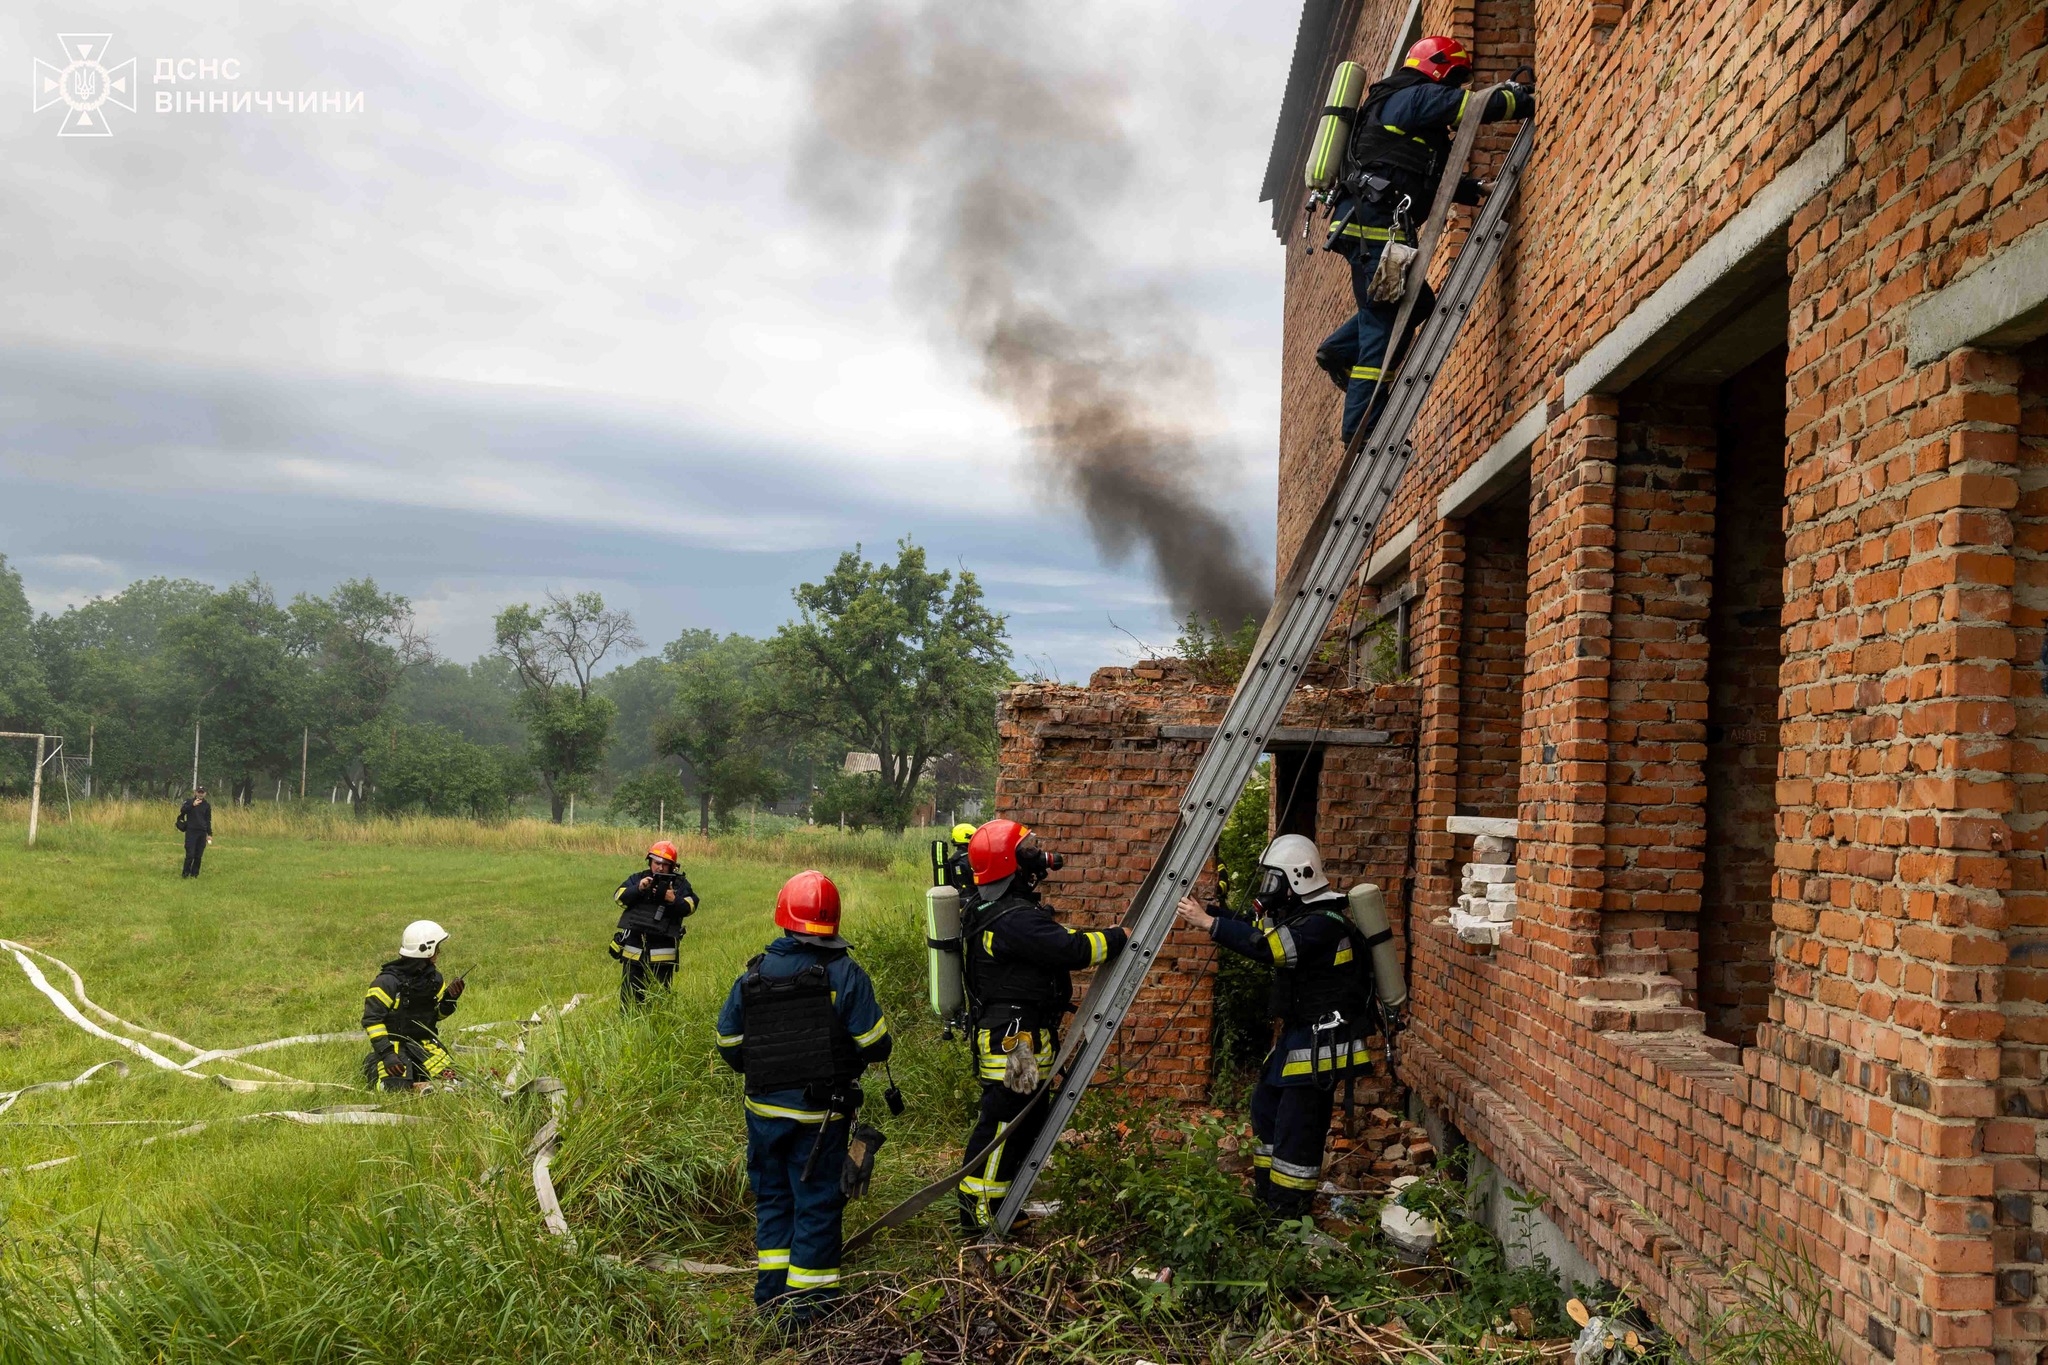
[176,787,213,878]
[954,819,1127,1235]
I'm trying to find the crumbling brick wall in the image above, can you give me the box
[997,660,1417,1103]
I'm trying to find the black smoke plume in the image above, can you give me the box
[795,1,1270,629]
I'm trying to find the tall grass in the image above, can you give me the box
[0,798,935,871]
[0,815,970,1365]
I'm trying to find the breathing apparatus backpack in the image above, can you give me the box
[737,957,861,1098]
[1303,60,1368,191]
[925,885,967,1034]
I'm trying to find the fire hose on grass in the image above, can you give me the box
[0,939,592,1246]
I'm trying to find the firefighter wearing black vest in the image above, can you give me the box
[611,839,699,1006]
[1315,35,1535,442]
[955,819,1128,1235]
[1176,835,1373,1219]
[716,870,891,1324]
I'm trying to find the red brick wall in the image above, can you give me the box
[1600,384,1717,1007]
[995,661,1417,1102]
[1268,0,2048,1357]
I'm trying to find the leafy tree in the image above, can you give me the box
[595,655,675,780]
[493,592,642,822]
[609,766,691,827]
[373,723,518,817]
[395,656,525,750]
[290,579,433,811]
[163,578,309,803]
[653,632,781,832]
[34,578,214,795]
[1174,611,1260,685]
[764,540,1011,832]
[0,556,51,792]
[1211,760,1273,1074]
[809,768,892,832]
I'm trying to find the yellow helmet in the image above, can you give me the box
[951,822,978,846]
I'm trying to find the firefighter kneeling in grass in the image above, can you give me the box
[1176,835,1373,1219]
[362,919,465,1091]
[611,839,699,1005]
[717,871,891,1326]
[956,819,1127,1235]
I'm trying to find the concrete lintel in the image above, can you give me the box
[1446,814,1522,838]
[1438,405,1544,520]
[1364,517,1419,583]
[1561,120,1848,407]
[1907,221,2048,364]
[1158,724,1393,746]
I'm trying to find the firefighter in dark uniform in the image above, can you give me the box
[1176,835,1372,1218]
[1316,35,1535,441]
[361,919,466,1090]
[610,839,698,1005]
[716,871,891,1323]
[955,819,1128,1235]
[176,786,212,878]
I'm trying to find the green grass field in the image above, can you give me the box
[0,800,975,1363]
[0,802,1645,1365]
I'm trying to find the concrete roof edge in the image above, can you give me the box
[1260,0,1343,234]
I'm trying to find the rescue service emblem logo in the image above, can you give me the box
[32,34,136,137]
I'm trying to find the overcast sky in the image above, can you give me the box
[2,1,1295,678]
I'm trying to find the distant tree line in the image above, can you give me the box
[0,541,1011,831]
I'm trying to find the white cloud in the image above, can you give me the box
[0,0,1296,675]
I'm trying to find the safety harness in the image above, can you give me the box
[1343,68,1450,203]
[961,891,1069,1029]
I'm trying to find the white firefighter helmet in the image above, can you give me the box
[1259,834,1330,897]
[399,920,449,959]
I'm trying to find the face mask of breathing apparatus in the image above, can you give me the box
[1252,866,1294,918]
[1017,844,1064,883]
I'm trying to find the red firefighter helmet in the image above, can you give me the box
[968,819,1030,885]
[774,869,842,936]
[1404,35,1473,83]
[647,839,679,867]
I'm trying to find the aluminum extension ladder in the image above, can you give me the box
[989,120,1537,1234]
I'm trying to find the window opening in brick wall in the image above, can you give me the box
[1453,478,1530,834]
[1606,276,1788,1044]
[1272,744,1324,841]
[1699,345,1789,1048]
[1352,578,1414,685]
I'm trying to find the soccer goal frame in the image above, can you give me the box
[0,732,69,846]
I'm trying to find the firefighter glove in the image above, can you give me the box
[608,930,627,962]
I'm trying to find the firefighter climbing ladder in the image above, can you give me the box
[986,118,1538,1235]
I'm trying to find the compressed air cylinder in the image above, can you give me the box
[1304,61,1367,190]
[925,885,964,1020]
[1346,882,1408,1012]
